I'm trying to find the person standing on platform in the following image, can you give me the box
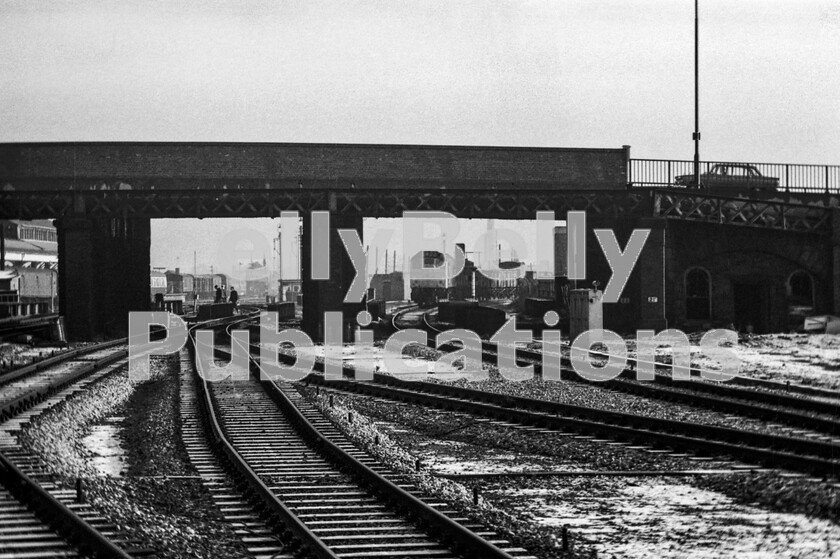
[214,285,222,303]
[229,287,239,313]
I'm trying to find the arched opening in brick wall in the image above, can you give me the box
[787,270,814,308]
[685,267,711,320]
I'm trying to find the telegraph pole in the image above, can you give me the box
[693,0,701,187]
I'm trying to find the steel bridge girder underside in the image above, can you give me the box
[0,189,651,220]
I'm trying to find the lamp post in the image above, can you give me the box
[693,0,701,187]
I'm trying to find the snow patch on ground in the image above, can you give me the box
[490,477,840,559]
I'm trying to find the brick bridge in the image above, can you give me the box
[0,142,837,339]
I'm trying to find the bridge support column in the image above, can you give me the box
[57,217,151,340]
[833,209,840,314]
[301,213,365,343]
[584,217,667,333]
[635,219,668,331]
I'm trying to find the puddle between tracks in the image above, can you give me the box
[82,415,128,477]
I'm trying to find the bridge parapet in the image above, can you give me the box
[631,158,840,194]
[654,191,832,235]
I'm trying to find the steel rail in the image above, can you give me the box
[0,338,126,386]
[415,309,840,434]
[188,314,342,559]
[0,313,60,336]
[515,344,840,417]
[0,450,133,559]
[0,311,257,557]
[307,374,839,478]
[216,321,521,559]
[0,347,127,421]
[482,343,840,435]
[267,308,840,476]
[417,307,840,402]
[257,365,520,559]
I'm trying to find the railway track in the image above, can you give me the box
[405,308,840,439]
[0,343,127,421]
[190,320,538,559]
[0,339,126,387]
[0,340,141,558]
[306,372,840,477]
[241,307,840,479]
[0,312,257,558]
[0,449,134,559]
[0,312,60,338]
[424,308,840,404]
[179,348,292,559]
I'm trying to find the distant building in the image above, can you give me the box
[369,271,404,301]
[165,268,184,293]
[279,278,302,303]
[515,226,568,310]
[0,220,59,316]
[516,270,556,306]
[245,278,268,298]
[1,219,58,269]
[0,267,58,317]
[452,253,492,300]
[150,269,167,308]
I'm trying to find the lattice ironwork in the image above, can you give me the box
[0,189,832,236]
[0,189,650,220]
[654,192,832,235]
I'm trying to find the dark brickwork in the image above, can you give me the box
[57,217,150,340]
[10,143,837,337]
[0,142,628,190]
[572,215,833,334]
[301,213,365,342]
[664,221,831,333]
[832,209,840,313]
[579,216,665,334]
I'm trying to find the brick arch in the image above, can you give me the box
[787,270,815,307]
[693,248,830,283]
[668,248,832,331]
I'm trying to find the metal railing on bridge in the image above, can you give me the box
[630,159,840,194]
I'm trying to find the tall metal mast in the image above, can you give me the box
[693,0,701,187]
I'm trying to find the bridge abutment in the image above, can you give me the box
[634,219,668,331]
[833,209,840,315]
[301,213,365,343]
[57,217,150,340]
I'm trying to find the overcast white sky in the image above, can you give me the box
[2,1,838,277]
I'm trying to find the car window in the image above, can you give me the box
[730,166,748,177]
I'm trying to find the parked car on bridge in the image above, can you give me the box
[675,164,779,192]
